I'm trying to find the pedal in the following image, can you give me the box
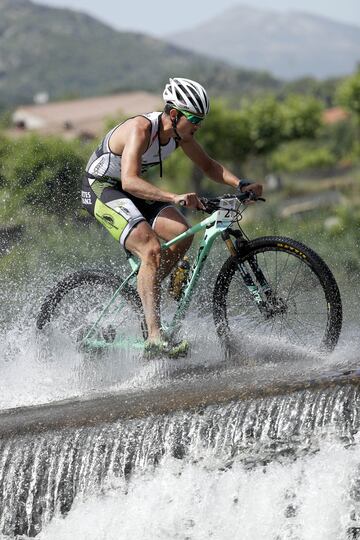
[102,325,116,343]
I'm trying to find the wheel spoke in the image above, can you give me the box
[37,273,146,347]
[215,241,341,352]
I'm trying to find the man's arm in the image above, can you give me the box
[116,118,203,209]
[181,138,263,196]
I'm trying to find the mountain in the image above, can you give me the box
[166,5,360,79]
[0,0,281,108]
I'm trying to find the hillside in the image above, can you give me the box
[0,0,280,108]
[166,5,360,79]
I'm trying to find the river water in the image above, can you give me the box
[1,265,360,539]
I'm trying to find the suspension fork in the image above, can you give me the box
[222,230,272,308]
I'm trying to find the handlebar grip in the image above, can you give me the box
[237,191,266,202]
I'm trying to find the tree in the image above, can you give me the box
[165,94,324,190]
[281,94,323,140]
[336,71,360,123]
[336,71,360,156]
[240,96,284,157]
[193,100,252,192]
[197,100,251,161]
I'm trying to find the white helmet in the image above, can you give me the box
[163,77,210,117]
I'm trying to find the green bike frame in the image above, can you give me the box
[82,197,241,350]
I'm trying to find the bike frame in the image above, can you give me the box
[83,198,241,349]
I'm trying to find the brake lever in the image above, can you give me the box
[199,197,219,214]
[238,191,266,203]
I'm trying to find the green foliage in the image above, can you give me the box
[147,148,194,194]
[336,71,360,120]
[0,109,13,130]
[241,96,284,156]
[335,71,360,159]
[197,100,252,162]
[1,135,87,217]
[0,83,354,229]
[159,94,326,188]
[238,94,322,158]
[281,94,323,140]
[0,132,12,186]
[270,140,337,173]
[319,118,356,162]
[196,94,323,170]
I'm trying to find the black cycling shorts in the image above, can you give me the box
[81,176,175,247]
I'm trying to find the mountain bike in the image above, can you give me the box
[36,192,342,356]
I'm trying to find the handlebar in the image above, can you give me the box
[199,191,265,214]
[179,191,266,214]
[178,191,265,213]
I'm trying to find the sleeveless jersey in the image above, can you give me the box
[85,112,177,182]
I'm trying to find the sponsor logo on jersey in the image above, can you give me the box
[81,190,92,205]
[115,202,130,216]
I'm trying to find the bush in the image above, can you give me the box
[336,71,360,120]
[281,94,323,140]
[1,135,87,215]
[270,140,337,173]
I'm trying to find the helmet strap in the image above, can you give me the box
[171,114,182,142]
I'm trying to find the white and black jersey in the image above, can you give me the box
[85,112,177,182]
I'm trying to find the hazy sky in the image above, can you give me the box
[34,0,360,35]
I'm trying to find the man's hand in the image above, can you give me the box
[240,182,263,198]
[173,193,205,210]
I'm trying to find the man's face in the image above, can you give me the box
[170,109,203,141]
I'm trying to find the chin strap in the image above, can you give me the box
[157,114,163,178]
[172,115,182,142]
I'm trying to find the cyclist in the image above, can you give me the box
[82,77,263,358]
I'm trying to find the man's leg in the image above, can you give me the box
[125,221,163,342]
[84,182,174,346]
[152,207,193,280]
[125,206,192,352]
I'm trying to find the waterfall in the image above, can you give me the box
[1,384,360,538]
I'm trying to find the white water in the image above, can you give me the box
[1,383,359,539]
[1,299,358,411]
[0,311,228,410]
[37,440,360,540]
[1,273,360,539]
[1,251,358,412]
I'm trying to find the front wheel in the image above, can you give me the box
[213,236,342,353]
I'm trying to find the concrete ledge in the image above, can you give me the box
[0,364,359,438]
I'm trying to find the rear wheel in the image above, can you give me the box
[36,270,147,350]
[213,236,342,353]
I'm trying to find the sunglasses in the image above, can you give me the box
[177,109,204,125]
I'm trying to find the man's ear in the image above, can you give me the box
[169,108,179,121]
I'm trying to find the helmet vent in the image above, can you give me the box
[163,77,210,116]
